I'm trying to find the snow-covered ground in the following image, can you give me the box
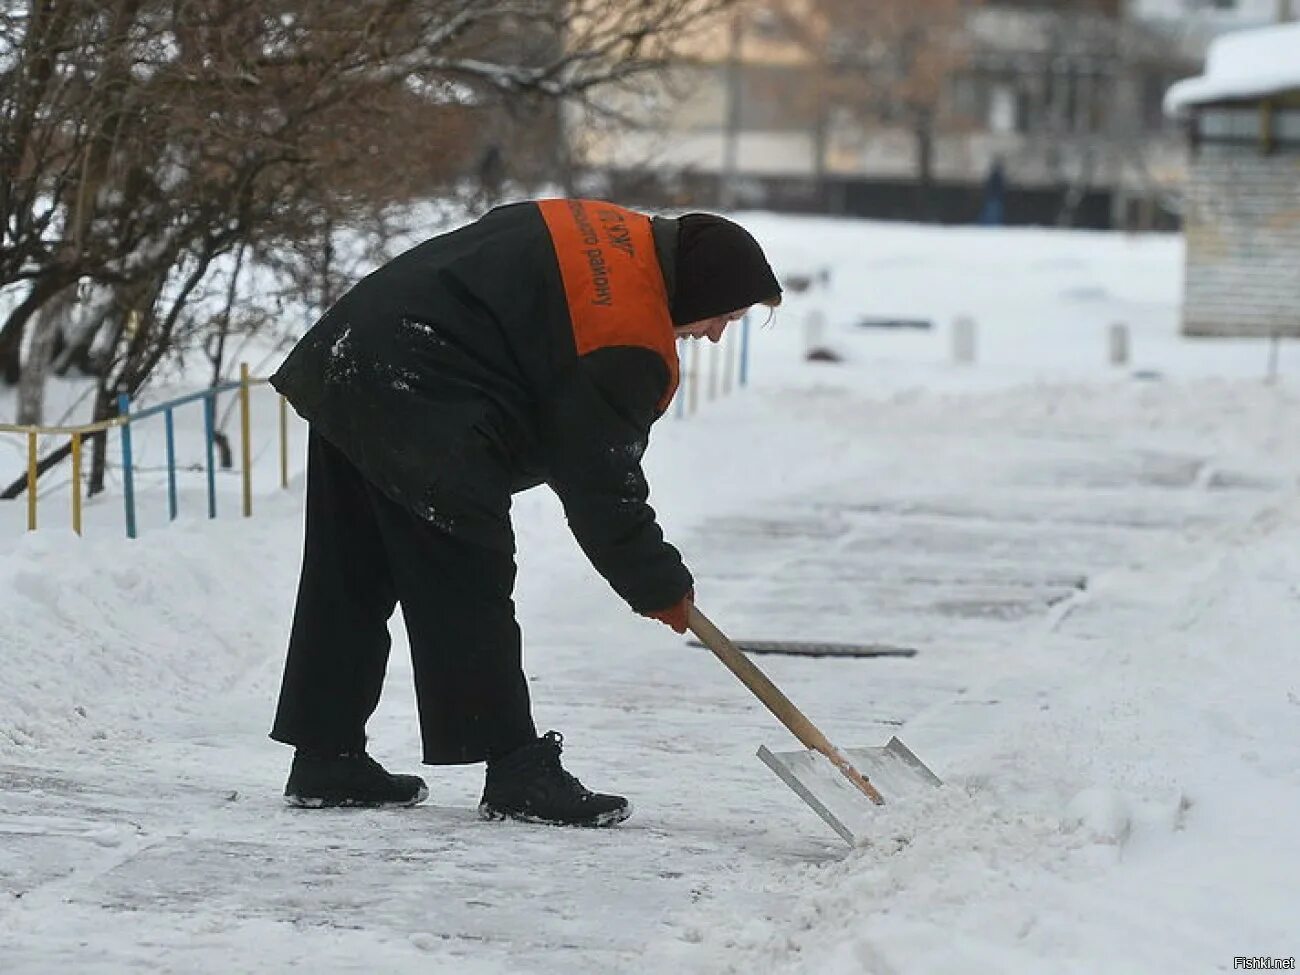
[1,216,1298,973]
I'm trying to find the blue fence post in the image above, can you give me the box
[117,393,137,539]
[164,406,178,521]
[203,392,217,519]
[739,312,751,388]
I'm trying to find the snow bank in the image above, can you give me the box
[0,508,299,752]
[1165,22,1300,116]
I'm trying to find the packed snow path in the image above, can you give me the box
[2,377,1295,973]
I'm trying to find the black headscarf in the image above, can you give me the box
[669,214,781,326]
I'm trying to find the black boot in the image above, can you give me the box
[284,750,429,808]
[479,731,631,827]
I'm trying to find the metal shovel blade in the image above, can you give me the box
[757,737,942,846]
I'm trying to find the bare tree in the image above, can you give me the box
[1,0,740,499]
[767,0,979,218]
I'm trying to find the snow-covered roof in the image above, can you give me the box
[1164,22,1300,116]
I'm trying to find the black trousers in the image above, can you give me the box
[270,431,537,764]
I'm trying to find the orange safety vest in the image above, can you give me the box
[537,199,679,412]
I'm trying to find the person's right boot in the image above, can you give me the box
[284,749,429,808]
[479,731,631,827]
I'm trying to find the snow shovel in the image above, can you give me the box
[688,605,942,846]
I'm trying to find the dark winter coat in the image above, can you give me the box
[270,200,692,614]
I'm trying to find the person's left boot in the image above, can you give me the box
[479,731,631,827]
[284,749,429,808]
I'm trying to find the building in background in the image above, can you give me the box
[572,0,1290,228]
[1164,22,1300,338]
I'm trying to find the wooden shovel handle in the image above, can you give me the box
[688,605,885,805]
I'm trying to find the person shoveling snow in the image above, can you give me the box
[268,199,781,826]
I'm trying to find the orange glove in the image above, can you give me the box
[643,589,693,634]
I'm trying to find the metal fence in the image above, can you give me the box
[675,312,751,419]
[3,315,753,539]
[0,364,289,538]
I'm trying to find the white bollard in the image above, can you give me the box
[952,315,977,365]
[707,338,720,401]
[1108,322,1130,367]
[804,308,826,354]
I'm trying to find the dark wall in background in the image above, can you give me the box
[597,169,1181,232]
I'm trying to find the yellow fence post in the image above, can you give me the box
[71,432,83,535]
[279,394,288,489]
[239,363,252,517]
[26,431,37,531]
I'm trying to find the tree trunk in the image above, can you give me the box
[914,117,936,222]
[84,251,214,494]
[87,389,116,497]
[16,283,76,425]
[53,287,114,377]
[205,241,247,386]
[718,12,743,210]
[0,438,78,500]
[0,275,75,385]
[811,103,831,214]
